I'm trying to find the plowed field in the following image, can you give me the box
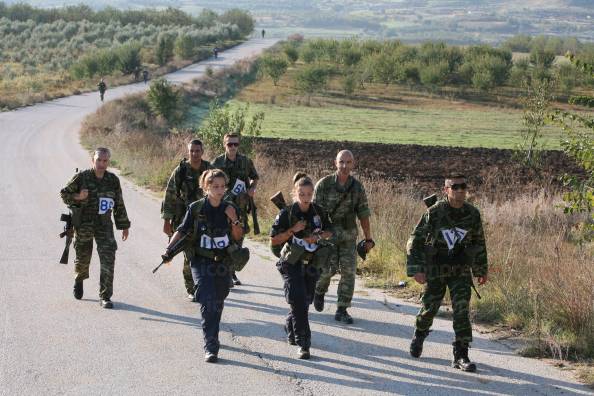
[254,137,584,199]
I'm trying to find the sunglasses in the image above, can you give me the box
[449,183,468,191]
[226,142,239,147]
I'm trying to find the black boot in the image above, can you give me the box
[409,329,430,358]
[313,293,324,312]
[334,308,353,324]
[73,280,83,300]
[452,341,477,372]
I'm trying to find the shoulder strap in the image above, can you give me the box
[329,179,355,219]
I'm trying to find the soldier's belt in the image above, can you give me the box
[195,247,227,262]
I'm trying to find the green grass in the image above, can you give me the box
[227,100,564,149]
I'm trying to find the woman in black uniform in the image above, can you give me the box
[165,169,244,363]
[270,172,333,359]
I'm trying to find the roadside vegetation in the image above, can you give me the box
[0,2,254,110]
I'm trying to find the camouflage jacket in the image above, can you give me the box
[212,153,258,196]
[161,159,211,222]
[313,173,371,239]
[60,169,130,230]
[406,199,488,277]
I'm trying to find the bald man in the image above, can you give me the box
[312,150,374,324]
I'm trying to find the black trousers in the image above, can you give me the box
[278,260,320,348]
[191,256,231,354]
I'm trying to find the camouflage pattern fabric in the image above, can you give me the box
[313,173,371,308]
[212,153,258,231]
[161,159,211,294]
[406,198,489,343]
[60,169,130,299]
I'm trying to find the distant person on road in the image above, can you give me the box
[212,133,259,288]
[261,29,265,38]
[213,47,219,59]
[97,78,107,102]
[164,169,244,363]
[134,67,140,82]
[313,150,374,324]
[60,148,130,309]
[161,139,212,302]
[270,172,333,359]
[406,173,488,372]
[142,69,149,84]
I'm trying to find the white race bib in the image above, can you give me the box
[200,234,230,250]
[98,197,115,215]
[231,179,247,196]
[292,235,318,252]
[441,228,468,250]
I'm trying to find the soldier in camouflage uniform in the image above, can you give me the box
[406,174,488,372]
[212,133,259,287]
[162,139,211,301]
[60,148,130,309]
[313,150,374,324]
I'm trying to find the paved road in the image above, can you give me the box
[0,39,591,396]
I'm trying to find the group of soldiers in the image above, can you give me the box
[60,133,488,370]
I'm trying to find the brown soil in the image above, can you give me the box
[254,137,585,200]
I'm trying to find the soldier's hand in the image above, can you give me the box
[163,220,173,236]
[477,275,488,285]
[413,273,426,284]
[364,239,375,252]
[75,189,89,201]
[247,187,256,198]
[291,220,306,233]
[225,206,239,222]
[122,229,129,241]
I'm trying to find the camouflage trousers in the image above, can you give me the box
[315,228,357,309]
[415,273,473,343]
[74,221,118,300]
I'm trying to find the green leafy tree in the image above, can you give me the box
[517,78,553,167]
[156,33,175,66]
[174,34,194,60]
[115,42,141,74]
[147,78,180,123]
[198,100,264,154]
[261,55,288,86]
[295,64,329,105]
[218,9,254,37]
[283,45,299,64]
[551,56,594,235]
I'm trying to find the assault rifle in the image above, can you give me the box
[248,195,260,235]
[152,234,188,274]
[59,213,74,264]
[270,191,287,211]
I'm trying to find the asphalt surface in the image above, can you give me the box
[0,38,591,396]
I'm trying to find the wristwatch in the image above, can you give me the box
[232,220,241,226]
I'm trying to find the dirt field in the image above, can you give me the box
[254,137,584,200]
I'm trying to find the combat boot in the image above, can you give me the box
[409,329,430,358]
[100,299,113,309]
[334,308,353,324]
[297,347,310,360]
[313,293,324,312]
[452,341,477,372]
[73,280,83,300]
[204,351,218,363]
